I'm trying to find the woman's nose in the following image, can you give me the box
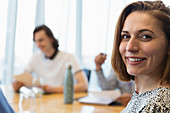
[126,37,139,52]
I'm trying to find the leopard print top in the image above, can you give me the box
[121,87,170,113]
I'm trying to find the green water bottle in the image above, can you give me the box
[64,64,74,104]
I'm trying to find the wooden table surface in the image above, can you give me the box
[2,85,125,113]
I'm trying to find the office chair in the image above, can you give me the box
[82,69,91,82]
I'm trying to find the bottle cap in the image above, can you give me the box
[66,63,72,69]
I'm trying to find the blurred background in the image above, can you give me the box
[0,0,170,84]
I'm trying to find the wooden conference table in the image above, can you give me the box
[2,85,125,113]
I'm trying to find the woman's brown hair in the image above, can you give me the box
[111,1,170,84]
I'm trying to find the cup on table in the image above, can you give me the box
[19,87,36,113]
[32,77,44,98]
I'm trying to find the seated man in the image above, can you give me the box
[13,25,88,93]
[95,53,135,106]
[0,88,14,113]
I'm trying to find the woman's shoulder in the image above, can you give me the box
[121,87,170,113]
[141,87,170,112]
[147,87,169,105]
[154,87,170,100]
[141,104,170,112]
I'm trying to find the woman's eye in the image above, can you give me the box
[140,35,152,41]
[142,35,151,39]
[121,35,130,39]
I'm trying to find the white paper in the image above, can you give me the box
[78,89,121,105]
[13,72,34,86]
[78,96,113,105]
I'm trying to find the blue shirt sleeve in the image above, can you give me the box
[0,88,14,113]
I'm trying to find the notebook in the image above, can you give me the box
[78,89,121,105]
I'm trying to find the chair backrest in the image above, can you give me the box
[0,88,14,113]
[82,69,91,82]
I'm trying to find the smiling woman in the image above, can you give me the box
[111,1,170,113]
[119,12,168,77]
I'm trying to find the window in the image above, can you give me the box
[45,0,76,54]
[13,0,36,75]
[0,0,8,83]
[82,0,125,74]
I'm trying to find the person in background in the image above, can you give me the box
[13,25,88,93]
[112,1,170,112]
[95,53,135,106]
[0,88,14,113]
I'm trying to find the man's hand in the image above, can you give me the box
[43,85,56,93]
[12,81,24,92]
[95,53,107,71]
[115,93,132,106]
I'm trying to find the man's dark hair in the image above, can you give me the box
[33,25,59,50]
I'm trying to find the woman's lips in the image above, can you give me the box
[126,57,146,65]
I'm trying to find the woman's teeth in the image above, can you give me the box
[128,58,144,62]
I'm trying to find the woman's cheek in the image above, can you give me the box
[119,42,126,55]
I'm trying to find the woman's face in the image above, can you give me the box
[119,12,169,77]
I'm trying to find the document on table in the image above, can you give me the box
[13,72,34,87]
[78,89,121,105]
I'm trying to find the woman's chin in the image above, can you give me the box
[127,70,139,76]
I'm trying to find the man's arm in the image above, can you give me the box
[95,53,118,90]
[74,71,88,92]
[43,71,88,93]
[96,69,118,90]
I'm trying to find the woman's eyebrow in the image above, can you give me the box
[139,29,155,34]
[121,31,129,33]
[121,29,155,35]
